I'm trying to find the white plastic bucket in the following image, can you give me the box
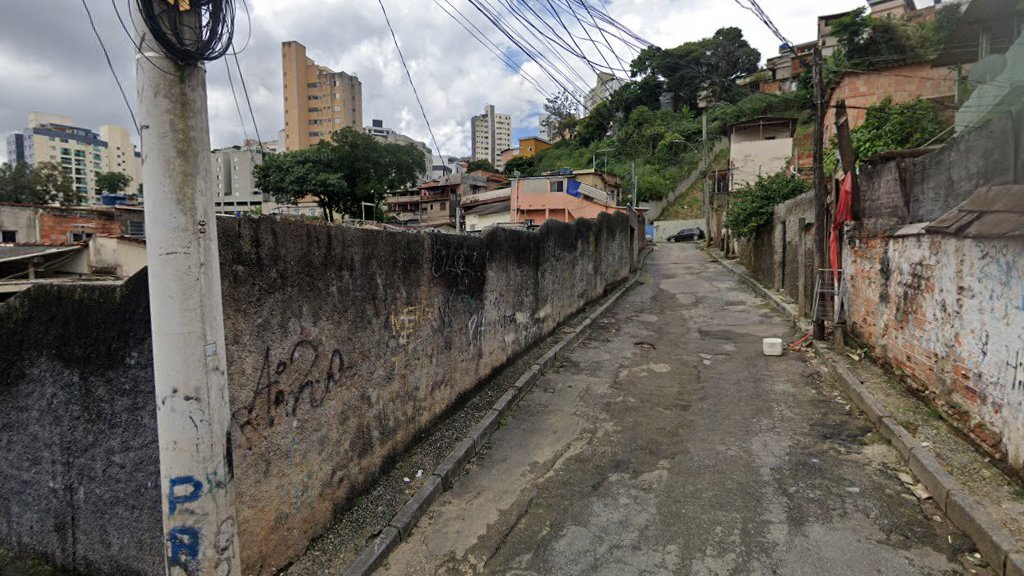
[763,338,783,356]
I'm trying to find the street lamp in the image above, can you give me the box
[361,201,376,222]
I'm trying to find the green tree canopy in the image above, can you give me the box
[631,27,760,111]
[0,161,82,205]
[254,128,426,221]
[466,159,496,173]
[503,155,539,177]
[96,171,133,195]
[543,92,581,140]
[724,172,809,238]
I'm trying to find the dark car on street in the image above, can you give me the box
[667,228,705,242]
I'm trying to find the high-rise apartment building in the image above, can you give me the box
[471,105,512,170]
[282,40,363,151]
[8,112,141,204]
[210,147,266,215]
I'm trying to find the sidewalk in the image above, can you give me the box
[705,246,1024,575]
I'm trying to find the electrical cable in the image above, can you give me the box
[111,0,177,76]
[136,0,235,65]
[81,0,140,138]
[223,57,252,149]
[231,49,265,155]
[378,0,444,159]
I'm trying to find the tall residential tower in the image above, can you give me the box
[471,104,511,170]
[282,41,363,151]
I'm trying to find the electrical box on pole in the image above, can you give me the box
[133,0,242,573]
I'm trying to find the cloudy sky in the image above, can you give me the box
[0,0,881,162]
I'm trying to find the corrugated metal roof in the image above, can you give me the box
[924,184,1024,237]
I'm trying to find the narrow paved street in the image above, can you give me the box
[378,243,974,576]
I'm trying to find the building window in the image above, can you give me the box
[550,180,564,193]
[1,230,17,243]
[69,232,94,243]
[128,220,145,237]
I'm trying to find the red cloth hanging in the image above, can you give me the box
[829,172,854,285]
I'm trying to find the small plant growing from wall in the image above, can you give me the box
[724,172,809,238]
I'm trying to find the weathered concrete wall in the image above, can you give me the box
[651,219,703,242]
[843,112,1024,470]
[0,213,632,575]
[772,192,815,308]
[845,234,1024,468]
[0,275,163,576]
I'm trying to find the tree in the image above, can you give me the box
[543,92,580,139]
[503,155,539,177]
[254,128,426,221]
[466,159,496,173]
[36,162,82,206]
[96,171,133,195]
[724,172,809,238]
[631,27,760,110]
[0,161,81,205]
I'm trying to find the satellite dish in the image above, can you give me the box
[968,53,1007,85]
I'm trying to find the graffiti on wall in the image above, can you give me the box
[232,340,344,448]
[166,475,237,575]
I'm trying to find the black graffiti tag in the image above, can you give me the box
[233,340,344,446]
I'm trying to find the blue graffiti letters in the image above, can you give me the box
[168,475,204,516]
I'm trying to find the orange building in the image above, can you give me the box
[282,41,362,151]
[517,136,551,158]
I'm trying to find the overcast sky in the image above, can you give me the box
[0,0,881,162]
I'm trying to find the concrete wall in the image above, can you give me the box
[843,112,1024,470]
[651,219,703,242]
[729,137,794,188]
[0,204,39,243]
[0,213,633,575]
[845,234,1024,467]
[89,237,147,277]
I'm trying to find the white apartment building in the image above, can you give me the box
[210,147,267,215]
[470,104,512,170]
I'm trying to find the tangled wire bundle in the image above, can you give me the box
[137,0,235,65]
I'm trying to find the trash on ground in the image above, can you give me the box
[763,338,783,356]
[415,469,424,478]
[897,472,915,485]
[910,483,932,501]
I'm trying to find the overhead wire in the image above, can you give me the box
[378,0,444,159]
[81,0,140,138]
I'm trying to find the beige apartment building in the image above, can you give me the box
[471,104,512,170]
[7,113,141,204]
[282,40,363,151]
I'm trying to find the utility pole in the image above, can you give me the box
[702,111,710,245]
[812,45,827,341]
[133,1,241,574]
[631,160,637,207]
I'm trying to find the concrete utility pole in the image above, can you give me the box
[702,111,710,244]
[133,1,242,574]
[631,160,637,207]
[812,46,827,341]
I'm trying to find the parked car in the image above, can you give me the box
[667,228,705,242]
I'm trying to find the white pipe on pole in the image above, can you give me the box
[133,2,241,574]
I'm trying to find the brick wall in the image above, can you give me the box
[845,233,1024,467]
[824,63,957,140]
[38,209,122,245]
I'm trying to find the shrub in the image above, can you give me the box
[724,172,809,238]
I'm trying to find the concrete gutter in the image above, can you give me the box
[704,248,1024,576]
[343,247,654,576]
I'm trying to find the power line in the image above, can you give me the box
[230,48,265,154]
[223,58,252,147]
[378,0,444,159]
[81,0,140,138]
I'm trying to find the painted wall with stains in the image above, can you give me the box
[845,233,1024,468]
[0,213,632,575]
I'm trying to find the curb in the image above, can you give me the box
[342,247,653,576]
[706,250,1024,576]
[702,248,811,333]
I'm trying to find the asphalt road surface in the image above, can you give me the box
[376,242,978,576]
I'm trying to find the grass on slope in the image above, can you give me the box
[658,147,730,221]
